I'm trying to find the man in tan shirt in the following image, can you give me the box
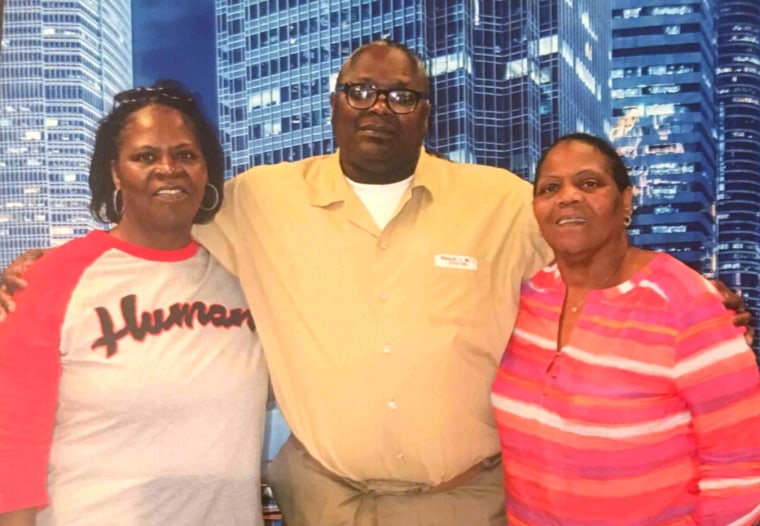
[194,40,551,525]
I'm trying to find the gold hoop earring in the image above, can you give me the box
[199,184,220,212]
[112,188,123,218]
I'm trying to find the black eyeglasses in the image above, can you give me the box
[335,83,428,114]
[114,86,195,107]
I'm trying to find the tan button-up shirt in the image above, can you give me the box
[194,150,552,484]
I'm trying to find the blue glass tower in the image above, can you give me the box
[215,1,425,179]
[610,1,718,274]
[715,0,760,347]
[214,0,610,180]
[0,0,132,267]
[422,1,609,178]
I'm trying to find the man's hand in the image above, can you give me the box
[0,248,48,322]
[710,278,755,346]
[0,507,37,526]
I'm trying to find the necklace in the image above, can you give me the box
[566,254,628,314]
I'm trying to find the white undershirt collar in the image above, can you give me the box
[345,175,414,229]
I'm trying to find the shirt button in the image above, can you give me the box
[383,344,392,354]
[379,242,388,250]
[388,400,397,410]
[380,291,388,301]
[397,452,404,459]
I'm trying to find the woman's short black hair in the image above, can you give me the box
[89,79,224,224]
[534,132,632,193]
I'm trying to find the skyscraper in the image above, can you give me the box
[0,0,132,267]
[423,1,609,177]
[536,0,611,156]
[214,0,609,180]
[611,0,718,274]
[215,1,424,180]
[715,0,760,340]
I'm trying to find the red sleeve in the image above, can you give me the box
[0,235,105,513]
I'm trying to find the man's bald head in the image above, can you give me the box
[336,40,430,94]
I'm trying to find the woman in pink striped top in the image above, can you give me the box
[491,133,760,525]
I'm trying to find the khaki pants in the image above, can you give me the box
[268,437,507,526]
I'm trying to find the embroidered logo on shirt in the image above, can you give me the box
[91,294,255,357]
[434,254,478,271]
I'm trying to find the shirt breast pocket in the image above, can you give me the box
[427,263,492,326]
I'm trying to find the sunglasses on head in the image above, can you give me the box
[113,86,195,107]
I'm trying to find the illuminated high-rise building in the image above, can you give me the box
[423,1,610,177]
[0,0,132,266]
[715,0,760,342]
[214,0,609,180]
[611,1,718,273]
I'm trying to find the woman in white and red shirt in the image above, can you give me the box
[0,81,268,526]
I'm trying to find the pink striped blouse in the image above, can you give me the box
[491,252,760,525]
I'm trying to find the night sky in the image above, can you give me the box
[131,0,217,127]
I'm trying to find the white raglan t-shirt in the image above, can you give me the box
[0,230,267,526]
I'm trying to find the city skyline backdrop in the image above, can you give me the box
[1,0,759,349]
